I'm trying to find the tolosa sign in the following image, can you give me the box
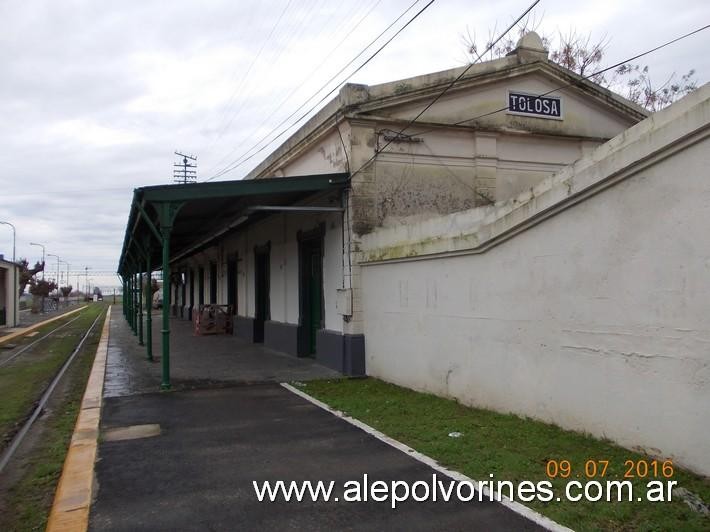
[507,91,563,120]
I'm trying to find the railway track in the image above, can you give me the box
[0,312,86,368]
[0,309,106,474]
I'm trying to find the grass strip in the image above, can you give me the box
[301,378,709,531]
[0,305,103,448]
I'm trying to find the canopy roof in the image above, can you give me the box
[118,173,349,275]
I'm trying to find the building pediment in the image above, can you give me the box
[346,61,646,140]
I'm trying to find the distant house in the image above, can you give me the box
[0,255,19,328]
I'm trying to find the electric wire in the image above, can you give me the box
[200,0,298,158]
[204,0,435,181]
[349,21,710,180]
[203,0,384,177]
[344,0,542,180]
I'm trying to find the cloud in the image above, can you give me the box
[0,0,707,289]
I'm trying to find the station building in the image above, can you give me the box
[0,255,19,328]
[118,32,646,375]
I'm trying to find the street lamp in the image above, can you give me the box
[29,242,46,280]
[47,253,60,296]
[0,221,17,326]
[59,260,70,305]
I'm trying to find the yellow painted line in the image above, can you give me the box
[0,305,88,346]
[46,306,111,532]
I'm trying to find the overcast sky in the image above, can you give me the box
[1,0,707,291]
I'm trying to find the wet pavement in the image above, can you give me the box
[105,310,340,396]
[91,311,545,531]
[91,385,544,532]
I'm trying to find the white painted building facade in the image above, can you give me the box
[170,33,646,376]
[358,84,710,475]
[0,256,19,328]
[149,33,710,474]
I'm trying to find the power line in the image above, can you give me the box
[203,0,384,178]
[199,0,298,158]
[382,22,710,148]
[205,0,426,181]
[205,0,435,182]
[350,19,709,181]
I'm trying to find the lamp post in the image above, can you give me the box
[29,242,45,280]
[59,260,69,306]
[47,253,60,296]
[0,221,17,326]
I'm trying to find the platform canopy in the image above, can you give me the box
[117,172,349,277]
[117,172,348,389]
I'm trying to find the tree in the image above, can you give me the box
[60,285,73,297]
[463,18,698,111]
[29,279,57,297]
[93,286,103,298]
[18,258,45,297]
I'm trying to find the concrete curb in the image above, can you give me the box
[0,305,88,346]
[46,306,111,532]
[282,382,572,532]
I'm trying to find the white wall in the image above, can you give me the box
[179,207,344,332]
[0,263,18,327]
[360,87,710,475]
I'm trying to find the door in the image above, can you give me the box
[209,263,217,304]
[188,269,195,320]
[300,239,323,356]
[198,267,205,306]
[227,258,237,314]
[254,249,270,343]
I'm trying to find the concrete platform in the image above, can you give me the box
[90,384,544,531]
[106,311,340,396]
[91,312,547,530]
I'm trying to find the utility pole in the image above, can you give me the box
[85,266,90,300]
[173,151,197,184]
[47,253,60,295]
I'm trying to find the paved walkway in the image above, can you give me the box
[105,311,340,396]
[90,312,545,531]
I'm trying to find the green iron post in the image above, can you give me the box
[138,267,144,346]
[133,272,139,335]
[128,274,133,328]
[155,201,182,390]
[145,242,153,361]
[161,227,171,389]
[131,272,137,335]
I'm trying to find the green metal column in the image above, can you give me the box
[155,201,183,390]
[144,242,153,361]
[138,267,144,346]
[128,275,133,327]
[130,273,136,335]
[161,229,171,389]
[133,273,139,335]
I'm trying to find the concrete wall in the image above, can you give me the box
[0,262,18,328]
[359,86,710,475]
